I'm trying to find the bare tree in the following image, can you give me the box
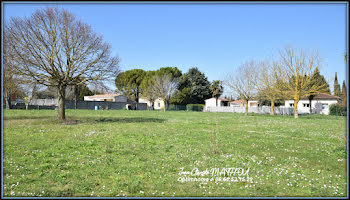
[150,73,179,112]
[254,60,284,115]
[276,46,328,118]
[4,7,119,120]
[225,60,258,115]
[3,31,22,109]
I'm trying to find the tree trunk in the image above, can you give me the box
[163,100,167,112]
[216,97,218,107]
[309,96,313,114]
[245,100,248,116]
[25,97,29,110]
[5,95,11,109]
[58,86,66,121]
[74,85,78,109]
[294,98,299,119]
[270,99,275,115]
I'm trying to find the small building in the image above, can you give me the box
[84,94,129,102]
[229,99,259,107]
[139,97,165,110]
[204,97,230,108]
[284,93,341,115]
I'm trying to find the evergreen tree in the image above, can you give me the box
[176,67,211,104]
[210,80,224,106]
[341,80,347,105]
[334,72,341,96]
[305,67,331,113]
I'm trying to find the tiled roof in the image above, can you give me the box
[85,93,121,99]
[299,93,341,100]
[218,97,230,101]
[229,99,246,104]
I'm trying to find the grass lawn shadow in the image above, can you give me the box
[75,116,166,124]
[3,115,53,120]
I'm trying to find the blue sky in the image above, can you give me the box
[3,2,348,95]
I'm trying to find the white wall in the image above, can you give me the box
[84,96,114,101]
[284,99,338,115]
[205,98,225,109]
[229,100,257,108]
[138,97,165,109]
[139,98,151,107]
[154,98,165,109]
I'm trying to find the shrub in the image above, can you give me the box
[186,104,204,111]
[329,104,347,116]
[168,104,187,111]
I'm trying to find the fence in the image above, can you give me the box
[11,99,148,110]
[29,98,58,106]
[204,106,296,115]
[64,100,147,110]
[166,104,205,111]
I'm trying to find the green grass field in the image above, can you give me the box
[3,109,347,197]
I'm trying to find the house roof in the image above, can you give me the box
[218,97,230,102]
[205,97,230,101]
[296,93,341,100]
[85,93,122,99]
[229,99,246,104]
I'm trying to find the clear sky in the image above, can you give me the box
[2,2,348,95]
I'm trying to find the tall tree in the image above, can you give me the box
[3,31,21,109]
[305,67,331,113]
[341,80,347,105]
[140,70,157,110]
[209,80,224,107]
[182,67,212,104]
[156,67,182,78]
[5,7,120,120]
[150,73,179,111]
[115,69,146,103]
[334,72,341,97]
[276,46,328,118]
[254,60,284,115]
[225,60,258,116]
[169,88,191,105]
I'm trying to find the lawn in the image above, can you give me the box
[2,109,347,197]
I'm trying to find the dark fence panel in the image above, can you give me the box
[65,100,147,110]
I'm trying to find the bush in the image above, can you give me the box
[168,104,187,111]
[186,104,204,111]
[329,104,347,116]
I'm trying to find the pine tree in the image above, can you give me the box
[341,80,347,105]
[334,72,341,96]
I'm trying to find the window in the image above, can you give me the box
[303,103,310,107]
[158,102,161,107]
[289,103,294,107]
[322,103,328,110]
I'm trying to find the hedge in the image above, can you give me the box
[186,104,204,111]
[167,104,187,111]
[329,104,347,116]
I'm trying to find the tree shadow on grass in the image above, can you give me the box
[74,116,167,124]
[4,116,166,124]
[4,116,54,120]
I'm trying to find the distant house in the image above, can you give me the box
[84,93,130,102]
[284,93,341,115]
[229,99,259,107]
[139,97,165,110]
[204,97,230,108]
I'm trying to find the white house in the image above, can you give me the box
[84,93,129,102]
[139,97,165,110]
[284,93,341,115]
[229,99,259,107]
[204,97,230,109]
